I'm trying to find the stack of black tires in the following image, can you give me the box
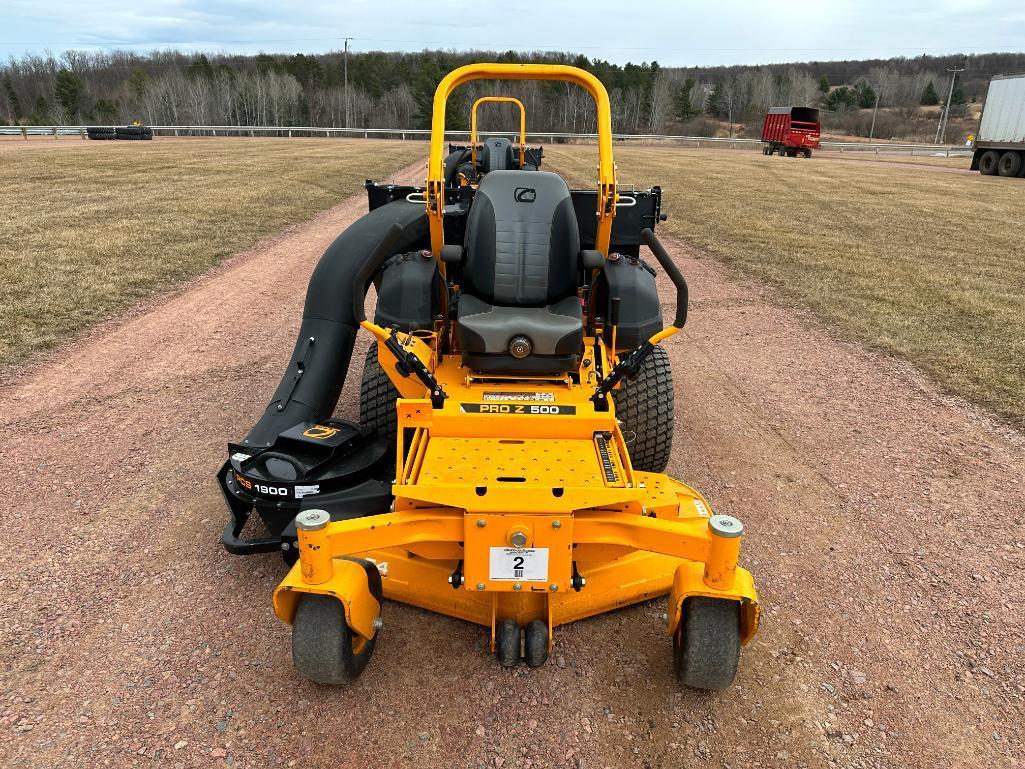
[86,126,115,140]
[114,125,153,141]
[87,125,153,141]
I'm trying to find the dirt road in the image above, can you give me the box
[2,174,1022,769]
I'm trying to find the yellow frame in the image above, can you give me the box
[470,96,527,170]
[427,63,617,256]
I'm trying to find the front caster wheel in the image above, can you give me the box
[495,619,521,667]
[673,597,740,690]
[292,594,378,684]
[523,620,549,668]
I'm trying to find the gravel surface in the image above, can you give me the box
[2,169,1022,768]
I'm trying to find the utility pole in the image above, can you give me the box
[343,37,353,129]
[869,87,880,140]
[936,65,964,144]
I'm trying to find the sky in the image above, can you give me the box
[1,0,1023,65]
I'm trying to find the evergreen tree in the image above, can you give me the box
[3,76,22,120]
[54,70,84,119]
[950,83,967,105]
[187,54,214,80]
[93,98,118,123]
[674,77,697,121]
[921,81,940,105]
[857,81,877,109]
[824,86,858,111]
[29,95,49,123]
[818,75,830,94]
[126,68,150,100]
[705,82,725,117]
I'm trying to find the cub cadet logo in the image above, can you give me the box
[514,187,536,203]
[303,425,339,440]
[462,403,575,415]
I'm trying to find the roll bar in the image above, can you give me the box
[427,63,617,256]
[470,96,526,171]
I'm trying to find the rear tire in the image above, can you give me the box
[998,151,1022,177]
[979,149,1000,175]
[803,149,812,159]
[359,346,399,446]
[612,345,674,473]
[673,597,741,690]
[292,593,378,684]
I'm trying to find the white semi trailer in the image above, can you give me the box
[973,73,1025,176]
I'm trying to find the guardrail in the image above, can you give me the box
[0,124,974,156]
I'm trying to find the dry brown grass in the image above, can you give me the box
[815,151,972,168]
[0,137,426,365]
[547,144,1025,425]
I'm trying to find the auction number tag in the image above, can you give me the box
[489,547,549,582]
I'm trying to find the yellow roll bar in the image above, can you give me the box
[470,96,526,171]
[427,63,617,256]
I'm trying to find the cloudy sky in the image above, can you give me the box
[1,0,1023,65]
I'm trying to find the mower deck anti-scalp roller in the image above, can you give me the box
[220,62,760,689]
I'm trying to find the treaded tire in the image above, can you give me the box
[292,593,377,684]
[359,346,399,446]
[495,619,521,667]
[979,150,1000,175]
[523,620,549,668]
[612,345,674,473]
[998,151,1022,177]
[673,597,741,691]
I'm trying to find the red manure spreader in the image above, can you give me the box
[761,106,820,158]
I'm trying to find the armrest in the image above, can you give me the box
[580,249,604,270]
[440,245,464,264]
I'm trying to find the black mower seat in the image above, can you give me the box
[457,170,583,374]
[481,137,514,173]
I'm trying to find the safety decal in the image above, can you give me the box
[294,484,321,499]
[482,391,556,402]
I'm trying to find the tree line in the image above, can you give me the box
[2,48,1023,141]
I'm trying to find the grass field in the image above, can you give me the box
[548,145,1025,425]
[0,138,426,365]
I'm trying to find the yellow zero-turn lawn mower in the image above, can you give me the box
[218,63,759,689]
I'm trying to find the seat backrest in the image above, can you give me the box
[481,137,514,173]
[462,170,580,306]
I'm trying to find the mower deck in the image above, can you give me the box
[272,340,759,658]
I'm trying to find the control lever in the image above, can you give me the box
[384,333,448,409]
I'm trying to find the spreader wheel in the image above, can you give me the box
[673,596,741,691]
[523,620,549,668]
[495,619,521,667]
[292,594,378,685]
